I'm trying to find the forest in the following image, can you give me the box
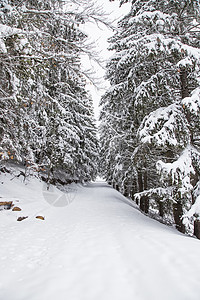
[0,0,200,238]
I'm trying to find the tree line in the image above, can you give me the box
[100,0,200,237]
[0,0,100,185]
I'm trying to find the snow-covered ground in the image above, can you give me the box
[0,172,200,300]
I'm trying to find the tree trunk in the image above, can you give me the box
[138,169,149,213]
[138,171,143,192]
[140,196,145,212]
[173,202,185,233]
[144,196,149,214]
[140,195,149,213]
[180,67,193,142]
[143,169,149,213]
[138,171,145,211]
[158,201,164,218]
[131,177,138,203]
[194,220,200,239]
[123,191,129,197]
[180,67,189,99]
[115,184,119,191]
[123,184,129,197]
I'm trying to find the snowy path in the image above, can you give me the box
[1,176,200,300]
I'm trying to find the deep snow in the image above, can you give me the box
[0,173,200,300]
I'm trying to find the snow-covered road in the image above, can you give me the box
[0,175,200,300]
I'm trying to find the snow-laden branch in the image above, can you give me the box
[138,104,190,147]
[182,87,200,115]
[185,195,200,219]
[0,24,22,38]
[156,146,195,194]
[134,186,174,202]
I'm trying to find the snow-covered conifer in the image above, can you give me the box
[100,0,200,235]
[0,0,99,183]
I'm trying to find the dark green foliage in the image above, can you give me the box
[100,0,200,235]
[0,0,98,184]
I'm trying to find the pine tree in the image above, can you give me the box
[0,0,100,183]
[100,0,200,235]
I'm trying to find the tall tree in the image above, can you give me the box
[100,0,200,235]
[0,0,100,183]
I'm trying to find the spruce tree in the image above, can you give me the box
[100,0,200,235]
[0,0,99,183]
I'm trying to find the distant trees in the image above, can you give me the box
[0,0,99,184]
[100,0,200,236]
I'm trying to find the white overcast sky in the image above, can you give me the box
[81,0,131,120]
